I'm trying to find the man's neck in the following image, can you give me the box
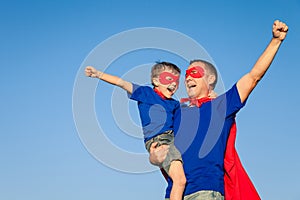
[192,94,209,100]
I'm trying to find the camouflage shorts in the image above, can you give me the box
[145,130,182,174]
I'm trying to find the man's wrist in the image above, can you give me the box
[270,37,283,48]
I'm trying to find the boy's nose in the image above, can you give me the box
[170,81,177,87]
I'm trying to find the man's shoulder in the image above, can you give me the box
[213,84,238,100]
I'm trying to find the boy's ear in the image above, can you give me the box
[152,78,160,87]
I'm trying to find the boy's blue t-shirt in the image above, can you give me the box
[165,84,246,198]
[129,84,180,142]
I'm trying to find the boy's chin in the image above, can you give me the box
[163,92,173,98]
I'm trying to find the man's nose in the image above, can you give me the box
[185,75,192,81]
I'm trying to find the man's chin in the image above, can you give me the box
[186,88,198,98]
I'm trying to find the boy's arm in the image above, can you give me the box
[85,66,133,94]
[236,20,288,103]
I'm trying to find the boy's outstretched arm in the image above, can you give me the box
[85,66,133,94]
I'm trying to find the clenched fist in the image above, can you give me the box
[273,20,288,41]
[85,66,102,78]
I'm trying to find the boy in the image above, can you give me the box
[85,62,186,200]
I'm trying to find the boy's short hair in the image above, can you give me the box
[190,59,218,89]
[151,61,181,86]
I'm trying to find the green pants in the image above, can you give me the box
[165,190,224,200]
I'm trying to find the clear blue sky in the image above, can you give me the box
[1,0,300,199]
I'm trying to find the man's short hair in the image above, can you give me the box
[190,59,218,89]
[151,61,181,86]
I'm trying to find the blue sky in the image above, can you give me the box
[1,0,300,199]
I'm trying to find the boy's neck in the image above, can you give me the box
[153,87,167,100]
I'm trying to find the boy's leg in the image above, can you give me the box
[168,160,186,200]
[147,132,186,200]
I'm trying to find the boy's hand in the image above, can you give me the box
[85,66,102,78]
[273,20,288,41]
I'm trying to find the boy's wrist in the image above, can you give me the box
[96,71,103,79]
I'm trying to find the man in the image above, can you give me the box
[149,20,288,200]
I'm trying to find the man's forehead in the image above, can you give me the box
[188,62,206,69]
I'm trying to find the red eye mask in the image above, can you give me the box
[185,66,205,78]
[159,72,179,85]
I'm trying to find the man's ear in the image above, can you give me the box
[207,74,216,86]
[152,78,160,87]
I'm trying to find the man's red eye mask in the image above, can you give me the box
[185,66,205,78]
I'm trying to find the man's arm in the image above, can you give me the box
[85,66,133,94]
[237,20,288,103]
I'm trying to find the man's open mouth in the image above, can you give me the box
[187,84,196,89]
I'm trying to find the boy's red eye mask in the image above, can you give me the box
[159,72,179,85]
[185,66,205,78]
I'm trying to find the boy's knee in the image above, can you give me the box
[180,176,187,186]
[174,175,186,187]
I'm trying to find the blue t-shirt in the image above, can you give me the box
[129,84,180,142]
[165,84,246,198]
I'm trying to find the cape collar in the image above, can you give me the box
[180,96,212,107]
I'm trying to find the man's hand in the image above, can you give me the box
[85,66,102,78]
[208,90,218,99]
[149,142,169,167]
[273,20,288,41]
